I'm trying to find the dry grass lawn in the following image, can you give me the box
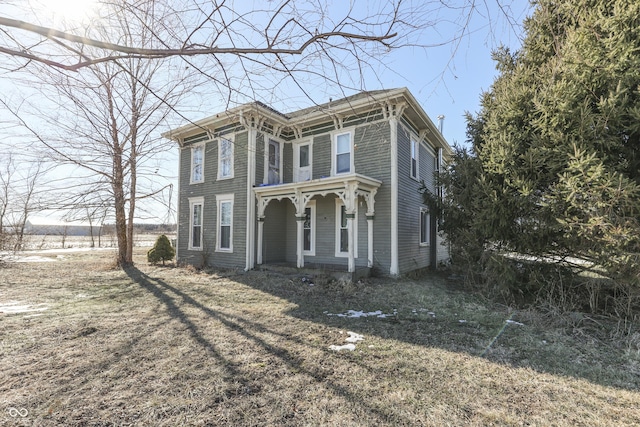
[1,248,639,426]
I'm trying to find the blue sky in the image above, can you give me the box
[352,1,532,147]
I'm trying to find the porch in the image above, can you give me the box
[254,174,382,273]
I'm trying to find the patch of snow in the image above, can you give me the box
[329,330,365,352]
[27,247,115,254]
[326,309,396,318]
[345,331,364,343]
[506,319,525,326]
[329,343,356,352]
[0,301,49,314]
[1,247,115,263]
[10,256,56,263]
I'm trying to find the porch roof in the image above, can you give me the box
[254,173,381,197]
[254,173,382,217]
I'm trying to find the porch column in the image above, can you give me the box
[367,215,374,268]
[347,212,356,272]
[256,216,264,265]
[296,215,305,268]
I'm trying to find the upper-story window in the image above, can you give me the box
[333,131,353,175]
[190,145,204,184]
[294,141,312,182]
[267,139,281,184]
[410,137,419,180]
[218,138,234,180]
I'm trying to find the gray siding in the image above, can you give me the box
[312,134,331,179]
[177,132,248,269]
[283,142,293,183]
[396,124,433,274]
[354,121,392,274]
[255,133,265,185]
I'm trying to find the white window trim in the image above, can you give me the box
[331,129,355,176]
[263,136,284,184]
[303,200,316,256]
[216,193,234,253]
[335,199,358,258]
[188,197,204,250]
[293,139,313,183]
[410,137,419,180]
[190,144,205,184]
[420,206,430,247]
[217,136,234,180]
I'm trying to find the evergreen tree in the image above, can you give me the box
[147,235,175,266]
[441,0,640,295]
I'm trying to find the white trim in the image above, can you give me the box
[190,144,205,184]
[217,136,234,180]
[216,193,234,252]
[335,199,358,258]
[246,128,257,270]
[188,196,204,251]
[420,207,430,246]
[303,200,316,256]
[331,129,355,176]
[390,117,399,276]
[293,139,313,182]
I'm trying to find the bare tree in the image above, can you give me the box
[0,152,47,251]
[4,1,193,266]
[0,153,15,250]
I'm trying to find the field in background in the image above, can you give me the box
[17,233,175,251]
[1,248,639,426]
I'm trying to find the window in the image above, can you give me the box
[333,131,353,175]
[190,145,204,184]
[410,138,418,179]
[420,207,430,246]
[335,199,357,257]
[216,194,234,252]
[267,139,281,184]
[294,141,312,182]
[218,138,234,179]
[303,200,316,255]
[189,197,204,250]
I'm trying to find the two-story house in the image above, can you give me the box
[163,88,452,277]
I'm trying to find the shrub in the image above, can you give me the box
[147,234,175,266]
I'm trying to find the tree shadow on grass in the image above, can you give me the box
[124,266,414,425]
[227,268,640,393]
